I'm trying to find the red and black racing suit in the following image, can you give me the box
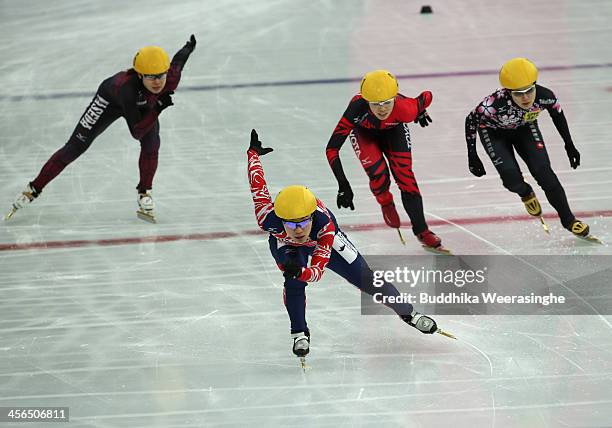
[326,92,432,234]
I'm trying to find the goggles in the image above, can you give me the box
[142,72,168,81]
[510,84,536,96]
[368,97,395,107]
[282,217,312,230]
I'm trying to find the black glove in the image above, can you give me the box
[283,260,302,280]
[414,110,432,127]
[185,34,196,53]
[154,91,174,113]
[248,129,273,155]
[468,150,486,177]
[337,181,354,210]
[565,144,580,169]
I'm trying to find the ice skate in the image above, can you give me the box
[569,220,603,245]
[417,230,451,255]
[521,192,549,233]
[381,202,400,228]
[4,183,40,220]
[402,311,456,339]
[136,191,156,223]
[381,202,407,244]
[292,332,310,371]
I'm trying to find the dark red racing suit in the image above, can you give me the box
[30,41,193,194]
[325,92,433,234]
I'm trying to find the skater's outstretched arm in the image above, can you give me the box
[171,35,196,72]
[247,129,275,230]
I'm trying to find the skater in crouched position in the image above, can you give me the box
[465,57,592,239]
[247,129,439,359]
[6,35,197,223]
[325,70,446,252]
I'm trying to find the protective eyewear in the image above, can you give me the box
[510,84,536,96]
[283,217,312,230]
[368,97,395,107]
[142,72,168,80]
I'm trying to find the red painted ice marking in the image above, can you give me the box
[1,210,610,252]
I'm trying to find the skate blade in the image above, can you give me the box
[577,234,604,245]
[3,207,17,221]
[137,210,157,223]
[299,356,308,372]
[539,216,550,234]
[437,329,457,340]
[397,228,406,245]
[422,245,452,255]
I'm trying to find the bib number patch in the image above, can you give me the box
[523,110,541,123]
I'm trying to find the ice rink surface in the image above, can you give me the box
[1,0,612,426]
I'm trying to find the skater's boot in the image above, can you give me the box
[569,219,589,237]
[521,192,542,216]
[381,203,401,228]
[291,332,310,357]
[137,191,156,223]
[417,229,442,249]
[401,311,438,334]
[5,183,40,220]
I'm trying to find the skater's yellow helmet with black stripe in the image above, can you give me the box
[360,70,398,102]
[133,46,170,75]
[274,185,317,220]
[499,58,538,90]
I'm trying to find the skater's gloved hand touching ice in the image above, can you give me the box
[468,150,486,177]
[414,110,432,127]
[282,260,302,280]
[564,143,580,169]
[155,91,174,113]
[248,129,273,155]
[337,181,354,210]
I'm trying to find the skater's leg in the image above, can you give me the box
[31,93,117,193]
[269,236,312,335]
[327,234,437,333]
[137,121,160,194]
[478,128,533,197]
[384,124,429,235]
[514,124,576,229]
[349,130,398,226]
[327,231,413,316]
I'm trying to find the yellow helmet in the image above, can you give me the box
[360,69,398,102]
[499,57,538,90]
[274,185,317,220]
[133,46,170,75]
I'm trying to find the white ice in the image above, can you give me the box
[1,0,612,426]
